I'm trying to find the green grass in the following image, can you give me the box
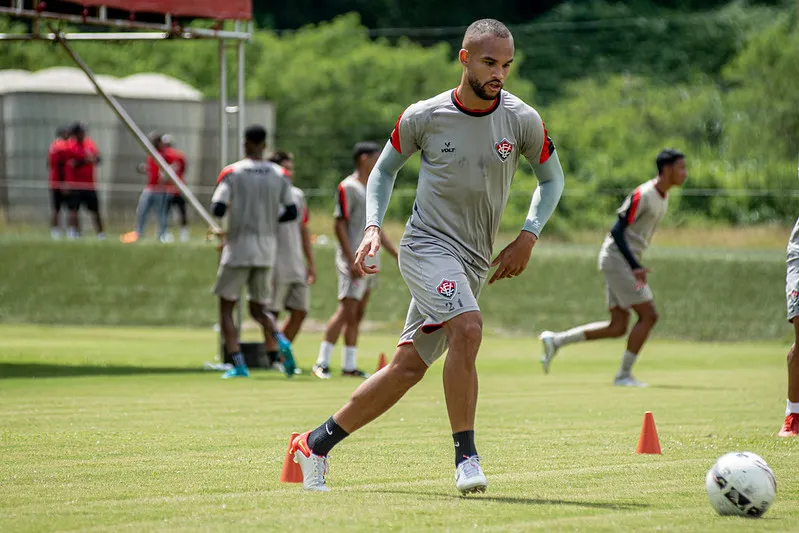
[1,325,797,532]
[0,236,789,341]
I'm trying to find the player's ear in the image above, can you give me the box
[458,49,469,66]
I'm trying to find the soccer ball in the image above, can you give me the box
[705,452,776,518]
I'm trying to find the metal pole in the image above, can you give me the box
[52,32,220,232]
[218,39,228,170]
[236,21,246,159]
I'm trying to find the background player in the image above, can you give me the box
[291,19,564,494]
[48,125,70,240]
[538,149,687,387]
[210,126,298,379]
[779,161,799,437]
[161,134,189,242]
[124,132,170,243]
[313,142,398,379]
[64,122,104,240]
[265,150,316,370]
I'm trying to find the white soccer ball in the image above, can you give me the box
[705,452,776,518]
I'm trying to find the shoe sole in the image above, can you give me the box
[777,431,798,437]
[459,484,487,495]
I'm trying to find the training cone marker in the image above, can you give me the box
[636,411,662,454]
[377,352,387,371]
[279,432,303,483]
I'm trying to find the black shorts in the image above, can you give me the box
[50,188,65,211]
[66,190,99,213]
[169,194,186,210]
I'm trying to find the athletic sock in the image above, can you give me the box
[231,352,246,368]
[266,350,280,366]
[308,416,349,456]
[342,346,357,372]
[617,350,638,377]
[453,430,478,466]
[786,399,799,416]
[316,341,334,367]
[554,322,607,348]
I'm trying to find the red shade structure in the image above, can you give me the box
[56,0,252,20]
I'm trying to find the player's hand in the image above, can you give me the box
[488,231,538,285]
[349,262,364,279]
[632,267,651,289]
[307,264,317,285]
[354,225,382,276]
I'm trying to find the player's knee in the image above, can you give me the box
[293,310,308,323]
[608,321,627,338]
[789,345,796,368]
[390,352,428,385]
[451,314,483,347]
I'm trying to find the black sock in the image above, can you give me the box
[307,416,349,456]
[266,351,280,365]
[453,430,477,466]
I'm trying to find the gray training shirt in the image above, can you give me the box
[387,89,554,271]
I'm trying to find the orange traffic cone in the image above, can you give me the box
[279,432,303,483]
[377,352,388,371]
[636,411,662,454]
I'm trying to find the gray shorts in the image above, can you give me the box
[337,269,377,301]
[397,242,484,366]
[269,281,310,313]
[786,258,799,322]
[601,260,653,310]
[213,265,271,305]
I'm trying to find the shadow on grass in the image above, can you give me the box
[363,489,650,510]
[0,363,207,379]
[648,384,727,391]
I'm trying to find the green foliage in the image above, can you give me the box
[0,239,786,341]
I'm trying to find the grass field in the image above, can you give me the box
[1,324,797,532]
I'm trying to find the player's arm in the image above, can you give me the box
[210,177,231,218]
[490,120,565,284]
[277,176,297,222]
[610,198,644,272]
[355,142,411,274]
[299,206,316,284]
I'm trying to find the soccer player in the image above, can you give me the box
[312,142,399,380]
[48,125,70,240]
[779,162,799,437]
[538,149,687,387]
[265,151,316,369]
[210,125,298,380]
[64,122,104,240]
[161,134,190,242]
[291,19,564,493]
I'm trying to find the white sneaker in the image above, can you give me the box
[180,228,190,242]
[97,232,106,241]
[613,374,648,388]
[50,228,63,240]
[292,432,330,492]
[538,331,558,374]
[455,455,487,495]
[160,232,174,244]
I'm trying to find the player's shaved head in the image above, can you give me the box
[462,19,512,50]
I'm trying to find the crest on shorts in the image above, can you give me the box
[494,138,514,162]
[790,290,799,302]
[436,279,457,299]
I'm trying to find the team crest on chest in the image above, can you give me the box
[436,279,457,299]
[494,138,514,162]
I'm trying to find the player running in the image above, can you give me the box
[312,142,398,380]
[210,125,298,379]
[265,151,316,370]
[779,160,799,437]
[290,19,565,494]
[538,149,687,387]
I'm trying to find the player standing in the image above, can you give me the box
[265,151,316,369]
[123,132,170,243]
[210,126,298,379]
[64,122,104,240]
[161,134,190,242]
[312,142,398,380]
[538,149,687,387]
[48,125,70,239]
[779,160,799,437]
[290,19,564,493]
